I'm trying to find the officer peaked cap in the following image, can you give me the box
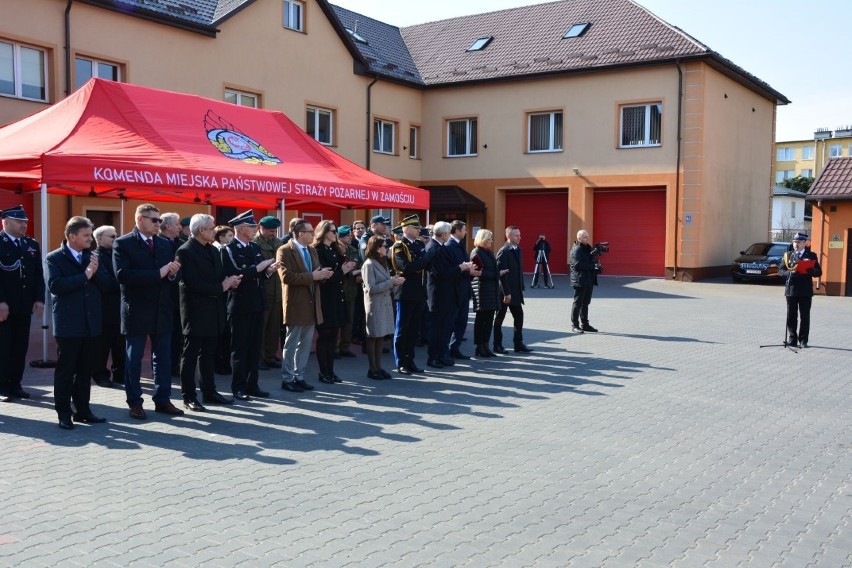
[0,205,28,221]
[228,210,257,227]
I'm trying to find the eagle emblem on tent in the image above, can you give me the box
[204,111,282,165]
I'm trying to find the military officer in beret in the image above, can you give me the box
[0,206,45,402]
[254,215,284,369]
[221,210,280,400]
[391,214,435,374]
[336,225,362,358]
[178,216,192,244]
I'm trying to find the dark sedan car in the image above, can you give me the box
[731,242,792,283]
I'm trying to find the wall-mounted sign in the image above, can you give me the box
[828,241,843,249]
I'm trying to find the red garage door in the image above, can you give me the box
[506,191,568,273]
[593,189,666,276]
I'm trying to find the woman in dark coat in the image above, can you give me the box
[312,220,357,383]
[470,229,505,357]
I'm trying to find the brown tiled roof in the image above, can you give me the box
[393,0,786,103]
[807,157,852,201]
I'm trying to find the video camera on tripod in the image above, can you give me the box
[591,241,609,274]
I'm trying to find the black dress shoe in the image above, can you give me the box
[475,348,492,358]
[58,418,74,430]
[379,369,392,380]
[0,393,9,403]
[332,374,343,383]
[73,413,107,423]
[571,325,585,334]
[800,341,808,348]
[318,374,335,384]
[11,387,30,399]
[514,344,534,353]
[367,370,384,380]
[407,363,424,373]
[439,357,455,366]
[233,390,252,400]
[203,391,233,405]
[295,379,314,391]
[396,366,412,375]
[581,323,598,333]
[427,359,445,368]
[281,380,304,392]
[449,350,470,360]
[247,388,270,398]
[493,345,508,354]
[183,399,207,412]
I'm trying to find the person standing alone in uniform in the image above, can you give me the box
[778,232,822,348]
[0,206,45,402]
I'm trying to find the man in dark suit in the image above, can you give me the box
[45,216,110,429]
[91,225,124,389]
[159,212,184,377]
[0,205,45,402]
[494,225,533,354]
[391,215,434,374]
[221,211,279,400]
[425,221,475,368]
[176,214,241,411]
[113,203,184,419]
[446,220,480,359]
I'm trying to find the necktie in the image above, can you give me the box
[14,239,21,251]
[146,237,154,251]
[76,252,82,264]
[302,247,312,271]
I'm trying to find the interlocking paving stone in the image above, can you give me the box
[1,276,849,566]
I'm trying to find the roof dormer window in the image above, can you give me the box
[467,36,493,52]
[563,23,590,39]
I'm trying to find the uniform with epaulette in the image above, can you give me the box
[0,205,45,401]
[253,216,284,368]
[390,215,434,373]
[221,211,274,399]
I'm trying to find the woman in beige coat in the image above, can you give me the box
[361,236,404,380]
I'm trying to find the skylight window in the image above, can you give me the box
[346,27,368,44]
[467,36,494,52]
[563,23,590,39]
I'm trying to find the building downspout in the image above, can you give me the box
[673,62,684,279]
[64,0,73,96]
[814,200,826,290]
[365,76,378,170]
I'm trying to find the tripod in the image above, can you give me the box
[531,249,554,289]
[759,302,798,353]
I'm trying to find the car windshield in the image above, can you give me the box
[744,244,771,255]
[767,244,789,257]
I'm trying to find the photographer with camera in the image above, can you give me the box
[531,234,553,289]
[569,229,602,333]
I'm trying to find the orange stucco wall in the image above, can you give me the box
[810,202,852,296]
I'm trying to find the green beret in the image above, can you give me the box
[259,216,281,229]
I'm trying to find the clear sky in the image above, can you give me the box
[330,0,852,142]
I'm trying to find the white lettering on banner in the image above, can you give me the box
[92,167,419,206]
[93,167,163,185]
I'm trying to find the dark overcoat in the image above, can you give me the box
[113,228,177,336]
[779,249,822,297]
[570,241,598,288]
[496,242,524,306]
[95,246,120,327]
[470,246,500,312]
[176,238,228,337]
[0,231,44,314]
[314,242,347,329]
[425,237,461,313]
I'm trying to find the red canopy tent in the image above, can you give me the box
[0,78,429,210]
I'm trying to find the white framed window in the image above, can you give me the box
[790,201,797,219]
[0,40,47,101]
[75,56,119,90]
[776,147,795,161]
[528,111,563,152]
[620,103,661,147]
[409,125,420,159]
[283,0,304,32]
[306,106,333,145]
[224,88,259,108]
[373,119,396,154]
[800,169,813,178]
[829,144,842,158]
[447,118,477,157]
[801,146,814,160]
[775,170,795,183]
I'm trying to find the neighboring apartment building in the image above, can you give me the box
[0,0,787,278]
[774,126,852,184]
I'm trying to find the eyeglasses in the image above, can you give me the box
[142,216,163,224]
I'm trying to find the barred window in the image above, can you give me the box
[620,103,662,147]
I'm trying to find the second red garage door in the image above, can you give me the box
[592,189,666,277]
[506,191,569,274]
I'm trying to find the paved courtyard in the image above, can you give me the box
[1,276,850,567]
